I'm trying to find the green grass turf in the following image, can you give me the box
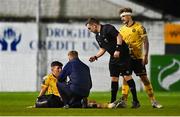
[0,91,180,116]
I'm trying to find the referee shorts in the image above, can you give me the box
[109,57,132,77]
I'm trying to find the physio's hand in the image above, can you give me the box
[113,51,120,58]
[89,56,97,62]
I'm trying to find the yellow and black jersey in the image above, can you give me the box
[119,22,147,59]
[41,74,60,97]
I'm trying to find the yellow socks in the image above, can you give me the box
[144,84,155,101]
[121,84,129,101]
[122,83,156,102]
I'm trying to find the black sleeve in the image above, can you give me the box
[106,25,119,37]
[98,43,103,48]
[95,35,103,48]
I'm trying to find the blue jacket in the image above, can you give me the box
[59,58,92,97]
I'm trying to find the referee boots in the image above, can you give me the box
[131,101,140,108]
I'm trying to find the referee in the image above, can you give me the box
[86,18,140,108]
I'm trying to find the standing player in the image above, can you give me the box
[116,7,162,108]
[86,18,140,108]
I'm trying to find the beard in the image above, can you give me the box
[122,20,129,25]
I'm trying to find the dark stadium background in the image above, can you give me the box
[131,0,180,18]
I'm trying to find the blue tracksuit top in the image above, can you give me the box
[59,58,92,97]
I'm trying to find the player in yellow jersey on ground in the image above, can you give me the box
[35,61,64,108]
[111,7,162,108]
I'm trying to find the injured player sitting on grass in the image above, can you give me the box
[35,61,64,108]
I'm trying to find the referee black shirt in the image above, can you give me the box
[95,24,130,64]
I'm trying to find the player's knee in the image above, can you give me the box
[140,75,150,85]
[122,78,128,85]
[35,100,48,108]
[111,77,119,82]
[123,75,133,81]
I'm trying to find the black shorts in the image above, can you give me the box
[109,57,132,77]
[35,94,64,108]
[130,58,147,76]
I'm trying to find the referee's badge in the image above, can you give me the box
[104,38,108,43]
[126,70,130,74]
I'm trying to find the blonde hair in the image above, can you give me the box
[68,50,78,59]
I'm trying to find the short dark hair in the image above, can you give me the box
[85,17,100,26]
[51,61,63,67]
[68,50,78,58]
[119,7,132,15]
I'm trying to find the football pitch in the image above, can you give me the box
[0,91,180,116]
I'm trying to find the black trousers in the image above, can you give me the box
[57,82,84,108]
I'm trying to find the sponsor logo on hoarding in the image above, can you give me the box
[165,23,180,44]
[151,55,180,91]
[29,27,99,52]
[0,27,21,51]
[158,59,180,90]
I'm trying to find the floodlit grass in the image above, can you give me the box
[0,91,180,116]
